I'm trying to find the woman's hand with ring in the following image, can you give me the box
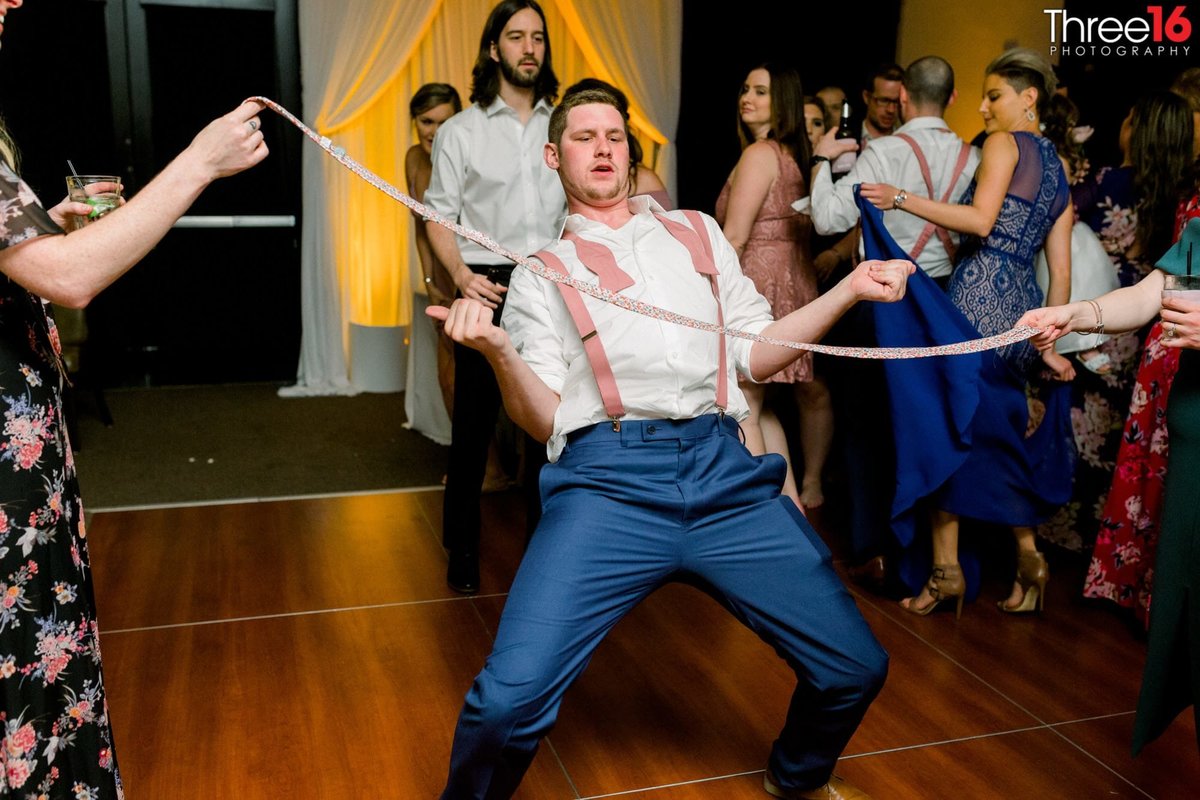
[1160,293,1200,349]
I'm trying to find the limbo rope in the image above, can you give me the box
[251,97,1039,359]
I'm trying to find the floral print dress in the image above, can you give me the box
[1082,194,1200,627]
[0,164,122,798]
[1038,166,1151,553]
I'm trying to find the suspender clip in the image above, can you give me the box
[611,417,622,432]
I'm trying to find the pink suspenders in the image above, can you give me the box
[894,133,972,262]
[534,248,628,423]
[657,211,728,415]
[532,211,727,430]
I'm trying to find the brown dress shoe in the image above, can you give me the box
[764,771,872,800]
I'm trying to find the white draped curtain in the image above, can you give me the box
[287,0,682,397]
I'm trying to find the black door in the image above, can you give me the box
[0,0,302,386]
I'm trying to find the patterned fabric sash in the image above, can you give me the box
[249,96,1040,360]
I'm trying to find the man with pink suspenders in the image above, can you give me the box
[808,56,980,589]
[810,56,980,284]
[429,88,914,800]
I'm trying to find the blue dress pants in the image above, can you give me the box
[440,415,888,799]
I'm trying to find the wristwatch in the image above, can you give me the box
[893,189,908,209]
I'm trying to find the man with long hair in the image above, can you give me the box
[424,0,567,595]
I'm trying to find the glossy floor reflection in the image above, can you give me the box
[88,489,1198,799]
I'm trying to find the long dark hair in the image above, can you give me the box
[1129,90,1194,258]
[737,62,811,172]
[469,0,558,107]
[1041,94,1087,183]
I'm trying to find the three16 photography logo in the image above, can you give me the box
[1045,5,1192,57]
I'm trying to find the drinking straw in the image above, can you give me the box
[67,160,79,177]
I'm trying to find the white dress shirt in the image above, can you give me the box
[424,96,567,265]
[503,196,775,461]
[811,117,981,278]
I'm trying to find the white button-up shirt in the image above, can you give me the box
[503,196,775,461]
[811,116,980,278]
[424,96,567,264]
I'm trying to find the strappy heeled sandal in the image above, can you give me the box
[998,550,1048,614]
[899,562,965,619]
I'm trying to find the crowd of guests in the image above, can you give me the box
[413,46,1199,621]
[4,0,1200,794]
[403,7,1200,780]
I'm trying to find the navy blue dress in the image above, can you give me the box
[937,132,1074,526]
[860,132,1075,595]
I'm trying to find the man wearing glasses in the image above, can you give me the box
[861,63,903,143]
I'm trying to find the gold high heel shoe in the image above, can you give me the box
[998,550,1048,614]
[899,563,965,618]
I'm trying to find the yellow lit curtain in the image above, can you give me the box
[289,0,682,395]
[554,0,681,196]
[290,0,444,396]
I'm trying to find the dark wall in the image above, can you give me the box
[0,1,301,388]
[1056,0,1196,169]
[677,1,903,212]
[0,1,114,203]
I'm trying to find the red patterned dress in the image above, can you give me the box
[0,163,123,797]
[715,140,817,382]
[1083,196,1200,626]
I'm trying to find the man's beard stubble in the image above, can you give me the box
[499,55,540,89]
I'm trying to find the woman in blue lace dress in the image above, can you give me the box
[0,7,268,788]
[863,48,1075,617]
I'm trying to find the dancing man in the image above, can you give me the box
[431,87,913,800]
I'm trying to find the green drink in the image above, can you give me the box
[85,193,120,219]
[65,175,123,230]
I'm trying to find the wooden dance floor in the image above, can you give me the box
[89,489,1197,798]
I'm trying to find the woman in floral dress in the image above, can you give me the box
[1039,91,1194,557]
[1075,92,1196,626]
[0,7,268,787]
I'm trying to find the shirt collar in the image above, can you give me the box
[560,193,665,237]
[484,95,555,118]
[896,116,952,133]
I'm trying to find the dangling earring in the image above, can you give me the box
[1025,108,1036,122]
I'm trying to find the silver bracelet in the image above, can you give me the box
[1085,298,1104,334]
[893,189,907,209]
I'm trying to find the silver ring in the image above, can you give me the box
[248,120,259,133]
